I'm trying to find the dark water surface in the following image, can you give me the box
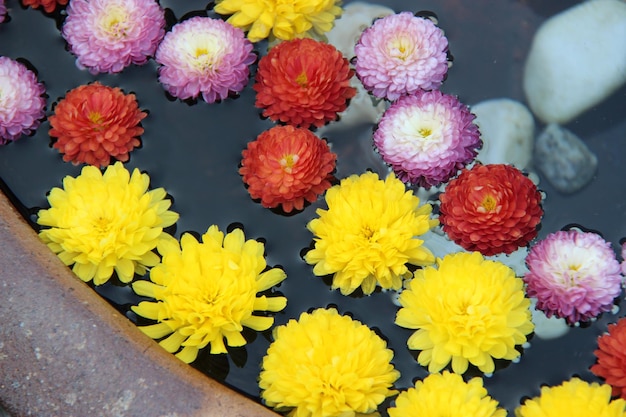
[1,0,625,414]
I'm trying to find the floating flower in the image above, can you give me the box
[155,17,255,103]
[259,308,399,417]
[621,241,626,275]
[0,0,6,23]
[592,318,626,399]
[515,378,626,417]
[37,162,179,285]
[354,12,449,101]
[20,0,68,13]
[49,82,146,167]
[305,172,437,295]
[62,0,165,74]
[373,90,481,188]
[240,125,336,212]
[254,38,356,129]
[214,0,342,43]
[524,230,623,325]
[132,226,287,363]
[388,371,506,417]
[439,163,543,256]
[396,251,534,374]
[0,57,46,144]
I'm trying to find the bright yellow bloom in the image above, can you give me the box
[388,371,507,417]
[131,225,287,363]
[259,308,400,417]
[305,171,437,296]
[396,252,534,375]
[37,162,178,285]
[214,0,343,43]
[515,378,626,417]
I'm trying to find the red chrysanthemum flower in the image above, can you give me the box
[439,163,543,256]
[49,82,147,167]
[253,38,356,129]
[592,318,626,399]
[240,125,336,212]
[21,0,68,13]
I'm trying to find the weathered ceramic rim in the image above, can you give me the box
[0,189,277,416]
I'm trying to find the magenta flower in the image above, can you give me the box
[354,12,449,101]
[524,230,623,325]
[156,17,255,103]
[62,0,165,74]
[373,90,481,188]
[0,0,7,23]
[621,240,626,276]
[0,57,46,144]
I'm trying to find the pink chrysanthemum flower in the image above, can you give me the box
[0,57,46,144]
[354,12,449,101]
[62,0,166,74]
[156,17,255,103]
[524,230,623,325]
[373,90,481,188]
[621,240,626,276]
[0,0,7,23]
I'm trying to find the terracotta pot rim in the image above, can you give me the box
[0,189,277,417]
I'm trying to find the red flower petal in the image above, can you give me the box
[49,82,146,167]
[21,0,67,12]
[439,163,543,256]
[253,38,356,129]
[240,125,336,212]
[592,318,626,399]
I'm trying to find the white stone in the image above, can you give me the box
[523,0,626,124]
[326,2,395,59]
[471,98,535,170]
[319,2,395,131]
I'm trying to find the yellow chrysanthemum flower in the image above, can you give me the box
[131,225,287,363]
[395,251,534,375]
[214,0,343,43]
[259,308,400,417]
[37,162,179,285]
[515,378,626,417]
[388,371,507,417]
[304,171,437,296]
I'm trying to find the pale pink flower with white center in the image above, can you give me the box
[62,0,165,74]
[524,230,623,325]
[156,17,255,103]
[354,12,449,101]
[373,90,481,188]
[0,57,46,144]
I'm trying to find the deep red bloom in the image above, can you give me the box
[21,0,68,13]
[253,38,356,129]
[439,163,543,256]
[49,82,146,167]
[240,125,336,212]
[592,318,626,399]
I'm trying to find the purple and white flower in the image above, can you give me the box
[62,0,166,74]
[0,57,46,144]
[354,12,449,101]
[373,90,481,188]
[155,17,255,103]
[524,229,624,324]
[0,0,7,23]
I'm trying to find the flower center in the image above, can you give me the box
[389,36,413,60]
[279,154,299,173]
[100,6,130,38]
[187,35,224,72]
[478,194,498,213]
[295,72,308,87]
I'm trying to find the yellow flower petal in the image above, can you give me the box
[37,162,178,286]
